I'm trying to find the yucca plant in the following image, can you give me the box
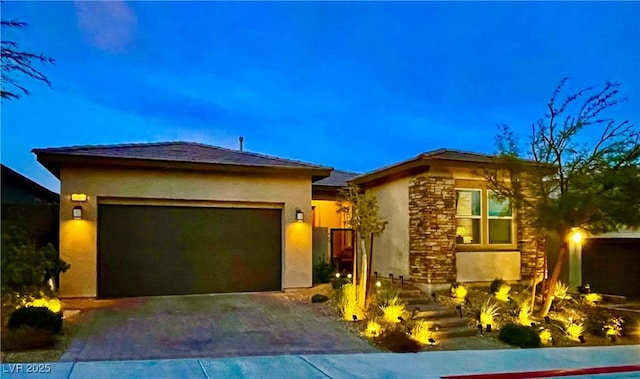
[336,283,363,321]
[564,321,585,342]
[377,283,402,307]
[365,320,383,338]
[583,293,602,306]
[494,283,511,302]
[450,282,467,303]
[518,302,532,326]
[410,320,432,345]
[381,303,408,323]
[480,299,500,328]
[554,281,571,300]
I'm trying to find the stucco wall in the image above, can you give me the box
[59,165,313,297]
[311,200,344,229]
[369,177,410,278]
[456,251,521,281]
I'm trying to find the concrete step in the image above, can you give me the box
[376,288,423,298]
[409,305,457,319]
[411,316,469,329]
[431,326,478,339]
[403,297,434,305]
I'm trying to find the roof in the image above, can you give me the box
[351,148,507,186]
[32,141,332,180]
[313,169,360,187]
[1,164,59,203]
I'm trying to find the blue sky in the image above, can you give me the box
[2,1,639,192]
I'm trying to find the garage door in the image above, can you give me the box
[582,238,640,297]
[98,204,282,298]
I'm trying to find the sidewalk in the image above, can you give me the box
[2,345,639,378]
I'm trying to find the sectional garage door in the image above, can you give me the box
[98,204,282,298]
[582,238,640,298]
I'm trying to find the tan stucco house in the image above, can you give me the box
[33,142,334,298]
[351,149,545,292]
[34,142,547,298]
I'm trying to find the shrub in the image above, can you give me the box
[498,323,541,348]
[8,306,63,334]
[479,299,500,328]
[1,221,70,297]
[564,321,585,342]
[373,328,422,353]
[331,277,351,289]
[311,294,329,303]
[336,283,363,321]
[450,282,467,302]
[410,320,432,345]
[490,278,506,295]
[1,326,57,351]
[312,257,333,284]
[517,302,532,326]
[494,283,511,302]
[381,304,407,323]
[365,320,383,338]
[553,281,571,300]
[377,283,402,307]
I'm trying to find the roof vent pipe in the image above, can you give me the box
[239,136,244,152]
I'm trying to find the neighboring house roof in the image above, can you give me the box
[311,169,359,201]
[351,148,507,186]
[1,163,59,204]
[313,169,360,187]
[33,142,332,181]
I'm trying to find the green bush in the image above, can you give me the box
[498,323,541,348]
[313,257,333,284]
[1,221,70,297]
[1,326,57,351]
[373,328,422,353]
[8,306,63,334]
[331,277,351,289]
[311,294,330,303]
[490,278,506,294]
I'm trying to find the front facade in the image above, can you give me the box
[353,149,545,289]
[34,143,548,298]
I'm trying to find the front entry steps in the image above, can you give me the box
[375,280,478,339]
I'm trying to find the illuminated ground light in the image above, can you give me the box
[375,281,382,287]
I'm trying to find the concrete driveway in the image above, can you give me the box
[60,293,377,361]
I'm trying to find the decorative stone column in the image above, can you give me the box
[517,183,546,279]
[408,175,457,284]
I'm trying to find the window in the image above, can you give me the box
[455,188,514,246]
[455,189,481,244]
[488,191,513,244]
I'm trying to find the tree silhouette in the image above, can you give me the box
[1,19,55,100]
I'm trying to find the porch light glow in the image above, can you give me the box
[571,229,583,244]
[72,206,83,220]
[295,209,304,222]
[70,193,88,202]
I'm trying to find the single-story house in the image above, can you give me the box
[34,142,549,298]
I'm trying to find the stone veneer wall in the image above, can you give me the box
[408,175,457,284]
[517,182,546,279]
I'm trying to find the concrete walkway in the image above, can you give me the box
[2,345,639,378]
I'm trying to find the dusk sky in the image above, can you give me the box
[2,1,639,192]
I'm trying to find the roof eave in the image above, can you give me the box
[32,152,332,180]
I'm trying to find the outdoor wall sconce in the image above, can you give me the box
[72,206,83,220]
[71,193,88,202]
[295,209,304,222]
